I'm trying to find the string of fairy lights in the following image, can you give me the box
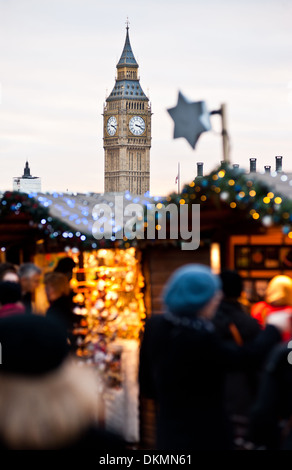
[1,163,292,247]
[165,163,292,238]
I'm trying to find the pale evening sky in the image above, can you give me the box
[0,0,292,196]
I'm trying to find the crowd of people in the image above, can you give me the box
[0,259,78,337]
[139,265,292,450]
[0,258,292,450]
[0,258,126,450]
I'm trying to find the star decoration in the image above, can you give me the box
[167,91,212,149]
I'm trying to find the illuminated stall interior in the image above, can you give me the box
[71,248,146,358]
[229,227,292,303]
[35,246,146,442]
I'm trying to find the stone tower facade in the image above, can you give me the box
[103,25,151,194]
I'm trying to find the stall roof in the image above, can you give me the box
[1,166,292,250]
[30,191,160,236]
[0,190,166,249]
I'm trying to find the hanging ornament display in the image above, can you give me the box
[72,247,146,388]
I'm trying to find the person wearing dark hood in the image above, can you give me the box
[54,257,76,306]
[213,270,260,343]
[139,264,288,450]
[0,314,125,450]
[54,257,76,282]
[44,272,79,347]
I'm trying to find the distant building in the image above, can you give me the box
[13,161,41,193]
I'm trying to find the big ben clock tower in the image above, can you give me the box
[103,23,151,194]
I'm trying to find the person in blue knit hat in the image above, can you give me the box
[139,264,288,450]
[163,264,222,321]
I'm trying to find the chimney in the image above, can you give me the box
[197,162,203,177]
[264,165,271,174]
[249,158,257,173]
[275,156,283,172]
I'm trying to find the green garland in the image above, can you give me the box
[0,191,134,250]
[165,163,292,235]
[2,167,291,252]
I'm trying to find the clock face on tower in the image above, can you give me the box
[129,116,146,136]
[107,116,117,136]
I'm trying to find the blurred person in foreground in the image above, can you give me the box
[0,314,124,449]
[251,275,292,341]
[212,270,261,445]
[139,264,290,450]
[18,263,41,315]
[0,263,19,283]
[0,281,25,318]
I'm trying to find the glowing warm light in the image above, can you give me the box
[156,224,161,230]
[252,212,260,220]
[73,248,146,371]
[179,199,185,205]
[156,203,163,209]
[263,197,270,204]
[267,192,274,199]
[210,243,221,274]
[239,191,245,198]
[228,179,235,186]
[218,170,225,178]
[288,232,292,239]
[274,197,282,204]
[249,190,256,197]
[230,202,236,208]
[201,195,207,201]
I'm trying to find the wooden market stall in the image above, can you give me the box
[1,165,291,448]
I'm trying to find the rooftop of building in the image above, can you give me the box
[116,26,138,69]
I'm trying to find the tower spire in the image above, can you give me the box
[103,23,151,194]
[117,21,138,68]
[23,160,31,178]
